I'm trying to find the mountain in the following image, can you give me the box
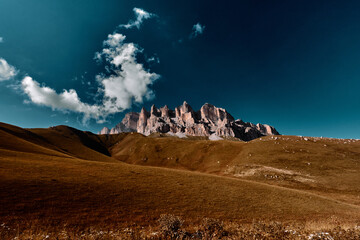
[99,101,279,141]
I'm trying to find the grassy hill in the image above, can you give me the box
[0,122,359,233]
[107,133,360,206]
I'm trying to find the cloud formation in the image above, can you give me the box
[0,58,18,81]
[22,76,102,122]
[190,23,205,39]
[21,10,160,123]
[95,33,160,113]
[119,7,156,29]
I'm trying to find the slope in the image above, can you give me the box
[1,149,359,228]
[1,123,360,228]
[107,133,360,206]
[29,125,115,162]
[0,122,73,159]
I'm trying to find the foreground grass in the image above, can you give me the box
[1,123,360,239]
[1,216,360,240]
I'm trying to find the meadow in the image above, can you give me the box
[0,122,359,239]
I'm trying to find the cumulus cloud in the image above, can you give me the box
[119,7,156,29]
[95,33,160,113]
[21,7,159,124]
[21,76,102,123]
[147,56,160,64]
[22,31,159,123]
[0,58,18,81]
[189,22,205,39]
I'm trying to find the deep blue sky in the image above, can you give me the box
[0,0,359,138]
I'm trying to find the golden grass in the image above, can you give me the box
[0,122,359,238]
[1,217,360,239]
[106,133,360,206]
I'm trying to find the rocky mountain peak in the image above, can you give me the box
[98,102,280,141]
[99,126,110,135]
[137,107,149,133]
[181,101,192,111]
[200,103,234,124]
[160,105,170,118]
[140,107,148,116]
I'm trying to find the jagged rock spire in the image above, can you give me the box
[179,101,193,115]
[137,107,149,133]
[150,104,159,117]
[98,101,279,141]
[160,105,169,117]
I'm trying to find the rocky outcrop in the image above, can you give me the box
[98,101,280,141]
[99,127,110,135]
[106,112,139,134]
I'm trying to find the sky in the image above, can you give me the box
[0,0,359,139]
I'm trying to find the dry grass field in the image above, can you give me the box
[0,122,359,239]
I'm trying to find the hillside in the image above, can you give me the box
[0,122,359,230]
[106,133,360,206]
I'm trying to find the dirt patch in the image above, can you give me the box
[224,165,315,183]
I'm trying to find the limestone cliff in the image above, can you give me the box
[98,101,279,141]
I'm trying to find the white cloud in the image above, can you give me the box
[190,22,205,39]
[147,56,160,64]
[96,33,160,113]
[21,76,102,123]
[0,37,3,43]
[0,58,18,81]
[22,32,159,123]
[21,7,159,124]
[119,7,156,29]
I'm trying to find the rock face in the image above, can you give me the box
[98,101,280,141]
[109,112,139,134]
[99,127,110,135]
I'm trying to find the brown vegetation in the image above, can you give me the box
[1,216,360,239]
[0,122,360,238]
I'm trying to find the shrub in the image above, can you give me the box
[251,221,291,239]
[158,214,184,238]
[200,218,227,239]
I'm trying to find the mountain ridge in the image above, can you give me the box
[99,101,279,141]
